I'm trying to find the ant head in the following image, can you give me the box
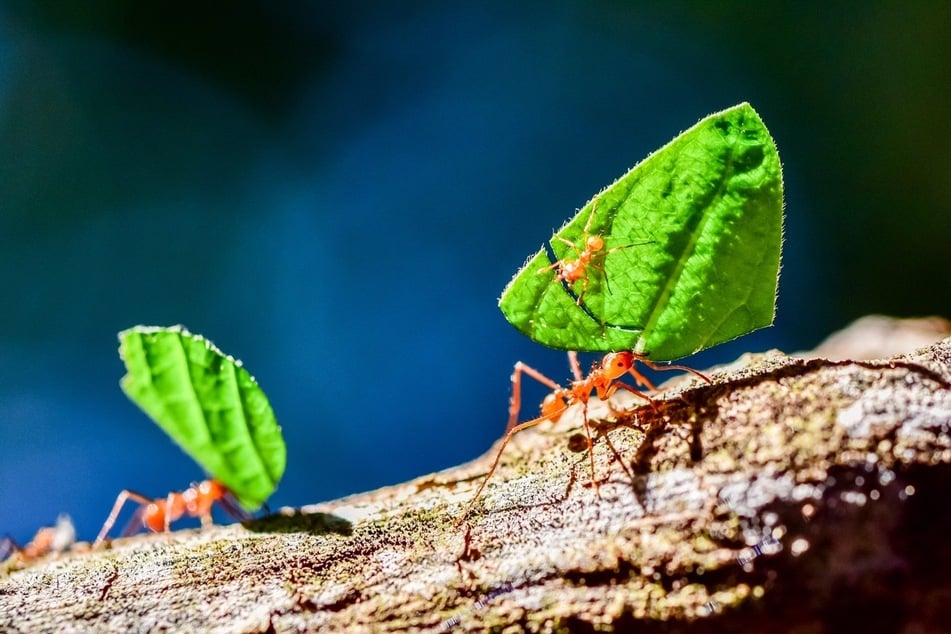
[184,480,225,516]
[586,235,604,251]
[200,480,226,499]
[602,352,634,380]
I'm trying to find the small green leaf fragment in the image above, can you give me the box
[118,325,286,510]
[499,102,784,360]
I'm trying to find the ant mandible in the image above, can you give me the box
[460,351,710,521]
[93,479,247,548]
[537,195,639,306]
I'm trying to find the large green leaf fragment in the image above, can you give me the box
[118,325,286,510]
[499,102,783,360]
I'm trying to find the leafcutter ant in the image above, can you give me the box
[94,479,249,548]
[460,351,709,521]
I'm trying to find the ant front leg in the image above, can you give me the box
[536,235,582,281]
[218,489,253,524]
[603,380,658,412]
[94,489,154,548]
[605,381,657,412]
[638,357,712,384]
[164,491,180,534]
[627,362,657,391]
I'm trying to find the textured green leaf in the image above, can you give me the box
[499,102,783,360]
[118,325,286,510]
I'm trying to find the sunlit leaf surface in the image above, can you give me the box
[499,102,784,360]
[118,326,286,510]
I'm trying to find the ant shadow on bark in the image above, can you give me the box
[579,382,711,513]
[242,510,353,537]
[605,353,948,514]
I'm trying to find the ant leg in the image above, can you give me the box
[599,424,636,482]
[219,492,253,523]
[579,400,601,497]
[94,490,153,549]
[551,235,581,251]
[607,381,658,410]
[507,361,561,432]
[457,406,568,524]
[567,351,584,382]
[638,357,712,383]
[119,507,147,538]
[537,235,582,277]
[574,271,591,305]
[583,194,599,232]
[602,240,650,258]
[626,361,659,391]
[165,492,176,534]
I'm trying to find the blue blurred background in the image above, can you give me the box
[1,3,948,544]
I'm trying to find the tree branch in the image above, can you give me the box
[2,316,950,632]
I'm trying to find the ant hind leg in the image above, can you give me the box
[457,406,568,524]
[507,361,562,432]
[638,358,711,384]
[94,490,153,548]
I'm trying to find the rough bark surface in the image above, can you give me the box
[2,316,950,633]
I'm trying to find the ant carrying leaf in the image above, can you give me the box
[94,480,250,548]
[460,351,708,520]
[95,326,285,546]
[465,103,783,519]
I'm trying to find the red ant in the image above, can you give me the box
[538,195,643,306]
[93,479,248,548]
[460,351,710,521]
[2,515,75,565]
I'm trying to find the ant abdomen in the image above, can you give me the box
[542,392,569,420]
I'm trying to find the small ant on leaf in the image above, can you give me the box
[538,195,645,306]
[459,351,709,521]
[94,479,249,548]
